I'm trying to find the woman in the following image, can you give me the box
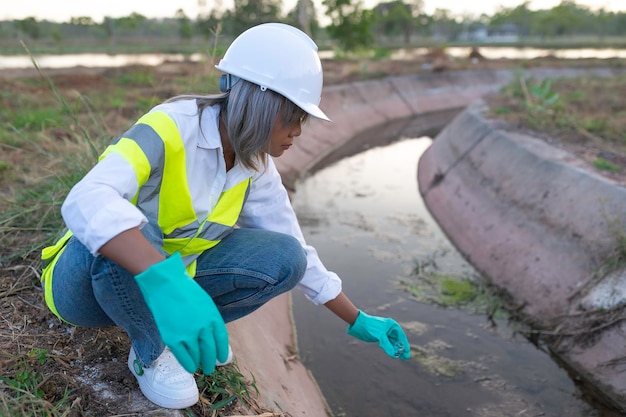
[40,23,410,410]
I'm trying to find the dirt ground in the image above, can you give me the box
[0,50,624,416]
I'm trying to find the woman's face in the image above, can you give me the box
[266,116,303,158]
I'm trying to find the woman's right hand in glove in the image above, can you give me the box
[134,252,229,374]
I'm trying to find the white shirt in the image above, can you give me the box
[61,100,342,305]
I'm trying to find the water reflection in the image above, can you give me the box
[0,52,205,69]
[391,46,626,60]
[292,138,600,417]
[1,46,624,70]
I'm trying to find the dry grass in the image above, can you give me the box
[485,72,626,185]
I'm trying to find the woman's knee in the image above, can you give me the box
[276,234,307,288]
[49,241,113,326]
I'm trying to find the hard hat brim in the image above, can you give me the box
[298,101,331,122]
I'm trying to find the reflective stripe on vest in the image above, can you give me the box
[40,229,73,321]
[117,111,251,265]
[40,109,251,318]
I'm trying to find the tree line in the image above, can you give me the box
[2,0,625,52]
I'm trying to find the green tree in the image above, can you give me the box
[534,1,585,37]
[67,15,96,40]
[70,16,96,26]
[594,8,611,39]
[14,17,40,40]
[102,16,117,45]
[373,0,419,45]
[430,8,461,41]
[51,26,62,43]
[284,0,320,37]
[197,10,221,40]
[176,9,193,41]
[414,12,433,37]
[230,0,282,35]
[323,0,374,51]
[613,12,626,36]
[490,1,533,36]
[116,12,147,32]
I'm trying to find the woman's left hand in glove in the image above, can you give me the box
[347,310,410,360]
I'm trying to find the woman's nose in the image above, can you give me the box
[290,120,302,138]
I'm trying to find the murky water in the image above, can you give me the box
[291,138,603,417]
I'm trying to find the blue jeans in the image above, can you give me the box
[49,222,307,367]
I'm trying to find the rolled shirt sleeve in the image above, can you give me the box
[238,158,342,305]
[61,152,148,255]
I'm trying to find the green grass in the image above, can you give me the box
[490,72,626,159]
[116,69,155,86]
[399,253,507,321]
[0,349,76,417]
[593,157,622,172]
[592,222,626,282]
[10,107,66,131]
[493,107,512,115]
[193,362,259,414]
[3,349,49,397]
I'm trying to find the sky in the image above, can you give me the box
[1,0,624,22]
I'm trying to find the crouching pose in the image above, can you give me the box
[41,23,410,409]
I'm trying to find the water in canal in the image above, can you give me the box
[291,138,605,417]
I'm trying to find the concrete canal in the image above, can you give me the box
[291,138,610,417]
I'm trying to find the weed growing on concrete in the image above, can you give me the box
[594,157,622,172]
[597,219,626,281]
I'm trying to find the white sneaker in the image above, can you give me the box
[128,346,199,409]
[216,344,233,366]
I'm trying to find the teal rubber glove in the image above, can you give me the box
[134,253,229,374]
[347,310,410,360]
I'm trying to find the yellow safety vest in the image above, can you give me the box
[41,110,251,320]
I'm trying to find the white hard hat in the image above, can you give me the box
[215,23,330,122]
